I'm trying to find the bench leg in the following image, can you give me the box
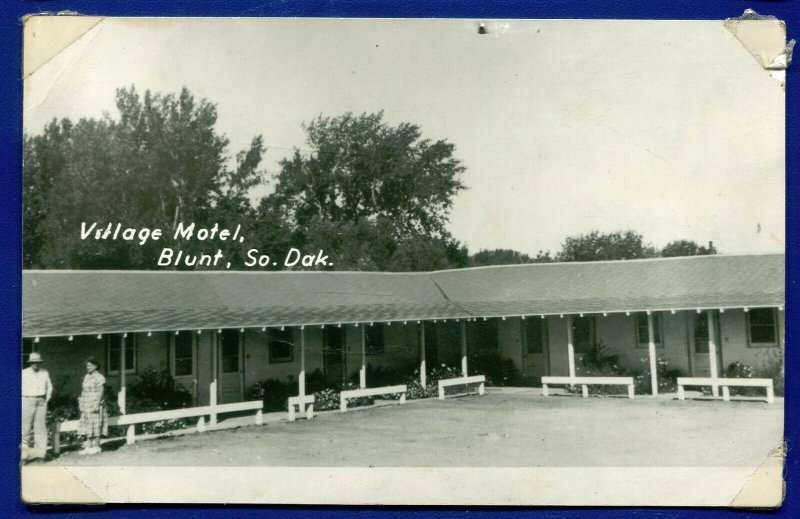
[255,410,263,426]
[478,382,485,396]
[196,416,206,432]
[722,386,730,402]
[767,386,775,404]
[399,393,406,404]
[340,398,348,412]
[711,384,719,398]
[126,424,136,445]
[627,384,634,399]
[288,405,296,422]
[542,384,549,397]
[581,384,588,398]
[307,404,314,419]
[677,386,685,401]
[53,423,61,456]
[438,385,445,400]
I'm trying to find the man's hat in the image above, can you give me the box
[28,352,43,363]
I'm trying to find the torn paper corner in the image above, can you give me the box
[724,9,794,84]
[21,465,105,505]
[22,13,104,80]
[730,440,786,509]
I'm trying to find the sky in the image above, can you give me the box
[24,18,785,256]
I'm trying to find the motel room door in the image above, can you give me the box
[690,312,723,377]
[522,317,549,378]
[217,329,244,403]
[323,327,346,387]
[171,331,198,401]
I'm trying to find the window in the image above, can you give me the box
[525,318,548,354]
[635,313,663,348]
[693,313,714,353]
[268,328,294,363]
[365,324,385,355]
[571,315,595,353]
[108,334,137,374]
[173,332,194,377]
[748,308,778,347]
[220,330,240,373]
[22,338,34,366]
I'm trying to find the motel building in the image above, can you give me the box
[22,253,784,438]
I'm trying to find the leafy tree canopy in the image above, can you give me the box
[556,230,658,262]
[255,111,468,271]
[661,239,717,257]
[469,248,553,267]
[23,87,265,269]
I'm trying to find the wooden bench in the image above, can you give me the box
[541,376,635,399]
[53,400,264,454]
[677,377,775,404]
[437,375,486,400]
[339,384,407,411]
[287,394,315,421]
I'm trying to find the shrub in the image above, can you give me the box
[755,352,784,396]
[313,382,375,411]
[570,341,631,395]
[350,364,407,388]
[313,388,340,411]
[251,369,330,412]
[122,368,194,435]
[382,364,468,400]
[723,356,784,397]
[469,350,523,386]
[634,357,683,394]
[250,378,292,412]
[252,369,378,412]
[428,364,462,384]
[403,375,435,399]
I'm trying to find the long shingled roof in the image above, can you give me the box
[22,253,784,337]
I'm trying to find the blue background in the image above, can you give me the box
[1,0,797,517]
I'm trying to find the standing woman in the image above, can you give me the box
[78,358,108,455]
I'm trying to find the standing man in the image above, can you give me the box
[22,352,53,461]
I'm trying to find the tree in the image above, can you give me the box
[470,249,532,266]
[257,112,467,271]
[468,248,554,267]
[556,230,658,262]
[23,87,265,269]
[661,240,717,257]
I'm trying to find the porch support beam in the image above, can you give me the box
[360,324,366,389]
[299,327,306,400]
[118,335,127,414]
[210,331,218,425]
[647,313,658,396]
[566,315,576,378]
[419,322,427,387]
[707,310,719,398]
[461,320,468,377]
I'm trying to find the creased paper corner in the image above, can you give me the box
[22,13,104,79]
[730,440,786,509]
[21,465,105,505]
[724,9,793,85]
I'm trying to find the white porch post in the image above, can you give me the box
[299,326,306,398]
[566,315,576,378]
[707,310,719,398]
[419,322,427,387]
[460,320,468,377]
[210,331,218,425]
[118,335,127,414]
[647,313,658,396]
[359,324,366,389]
